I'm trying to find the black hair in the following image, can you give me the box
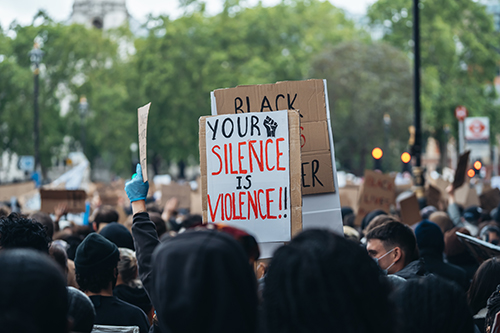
[392,275,473,333]
[468,257,500,314]
[93,205,119,230]
[76,265,117,293]
[149,212,168,237]
[31,211,55,239]
[486,286,500,332]
[263,229,393,333]
[67,287,95,333]
[366,221,418,265]
[182,214,203,229]
[0,213,51,253]
[49,243,68,274]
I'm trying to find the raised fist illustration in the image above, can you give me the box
[264,116,278,137]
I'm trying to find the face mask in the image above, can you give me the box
[373,248,396,275]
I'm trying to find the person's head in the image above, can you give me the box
[444,227,470,257]
[0,213,51,253]
[0,204,11,217]
[486,285,500,333]
[363,214,398,235]
[74,233,120,294]
[341,206,354,220]
[468,257,500,314]
[415,220,444,254]
[151,229,257,333]
[117,247,139,287]
[149,212,168,237]
[464,206,482,225]
[50,243,69,274]
[420,206,438,220]
[392,275,473,333]
[0,249,68,333]
[67,287,95,333]
[92,205,119,232]
[181,214,203,229]
[263,229,393,333]
[99,222,134,250]
[480,225,500,245]
[429,211,454,234]
[366,221,418,275]
[343,225,360,243]
[31,211,55,240]
[361,209,387,231]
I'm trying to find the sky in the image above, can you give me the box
[0,0,376,29]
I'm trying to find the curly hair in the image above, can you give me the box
[0,213,51,253]
[76,266,117,293]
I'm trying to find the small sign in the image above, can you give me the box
[455,106,468,121]
[18,156,35,172]
[465,117,489,143]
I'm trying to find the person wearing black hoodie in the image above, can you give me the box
[125,164,258,333]
[415,220,468,290]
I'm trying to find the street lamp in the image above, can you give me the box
[79,96,89,154]
[29,42,44,181]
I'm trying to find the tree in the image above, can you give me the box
[368,0,499,170]
[310,41,413,174]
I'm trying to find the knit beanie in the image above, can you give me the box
[415,220,444,253]
[74,233,119,275]
[99,222,135,251]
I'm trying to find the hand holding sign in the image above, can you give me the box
[125,164,149,202]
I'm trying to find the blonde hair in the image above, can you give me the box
[117,248,142,288]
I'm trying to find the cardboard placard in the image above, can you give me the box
[457,231,500,263]
[455,183,480,207]
[425,184,442,209]
[453,150,470,190]
[0,182,36,201]
[200,110,302,243]
[480,188,500,212]
[355,170,396,226]
[40,189,87,213]
[138,102,151,182]
[212,79,334,195]
[339,185,359,213]
[399,193,421,226]
[161,183,191,210]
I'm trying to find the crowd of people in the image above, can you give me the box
[2,163,500,332]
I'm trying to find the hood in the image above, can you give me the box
[394,259,428,280]
[113,284,152,314]
[150,229,258,333]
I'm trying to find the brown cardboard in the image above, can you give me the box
[212,79,335,196]
[138,103,151,182]
[425,184,442,209]
[399,193,421,225]
[480,188,500,212]
[301,151,335,195]
[40,189,87,213]
[199,110,302,239]
[0,182,36,201]
[161,183,191,210]
[355,170,396,227]
[455,183,480,207]
[453,151,471,190]
[339,185,359,213]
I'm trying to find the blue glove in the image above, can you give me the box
[125,164,149,202]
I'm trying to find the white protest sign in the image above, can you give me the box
[205,110,292,243]
[138,103,151,182]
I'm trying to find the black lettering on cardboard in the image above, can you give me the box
[260,96,273,112]
[207,119,219,140]
[287,93,297,110]
[312,159,324,187]
[234,97,243,113]
[222,118,234,138]
[244,175,252,189]
[236,176,242,190]
[237,117,248,137]
[302,162,310,187]
[275,94,285,110]
[251,116,261,136]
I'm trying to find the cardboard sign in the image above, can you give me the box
[211,79,334,195]
[161,183,191,209]
[399,193,421,226]
[454,183,480,207]
[425,184,442,209]
[339,185,359,213]
[457,231,500,263]
[40,189,87,213]
[480,188,500,212]
[355,170,396,226]
[453,150,470,190]
[138,102,151,182]
[200,110,302,243]
[0,182,36,201]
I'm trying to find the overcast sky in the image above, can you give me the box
[0,0,375,29]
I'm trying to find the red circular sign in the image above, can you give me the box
[455,106,468,121]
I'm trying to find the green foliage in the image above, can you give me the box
[368,0,500,168]
[310,41,413,174]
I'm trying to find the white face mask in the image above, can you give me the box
[373,248,396,275]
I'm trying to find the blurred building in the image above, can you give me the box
[482,0,500,31]
[70,0,129,30]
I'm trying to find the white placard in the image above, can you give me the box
[138,103,151,182]
[465,117,490,142]
[205,110,291,243]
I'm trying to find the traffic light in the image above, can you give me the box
[467,168,476,178]
[472,160,483,178]
[372,147,383,171]
[401,152,412,173]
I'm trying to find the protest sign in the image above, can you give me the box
[40,189,87,213]
[200,110,302,244]
[0,181,36,202]
[138,103,151,182]
[211,79,342,237]
[399,193,421,226]
[457,231,500,263]
[425,184,442,209]
[339,185,359,213]
[355,170,396,226]
[480,188,500,212]
[455,183,480,207]
[161,183,191,209]
[453,150,470,190]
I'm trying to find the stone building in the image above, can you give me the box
[70,0,129,30]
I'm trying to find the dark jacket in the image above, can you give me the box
[420,249,468,290]
[113,284,152,317]
[394,259,428,280]
[131,212,258,333]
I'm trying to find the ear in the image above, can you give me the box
[393,246,403,263]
